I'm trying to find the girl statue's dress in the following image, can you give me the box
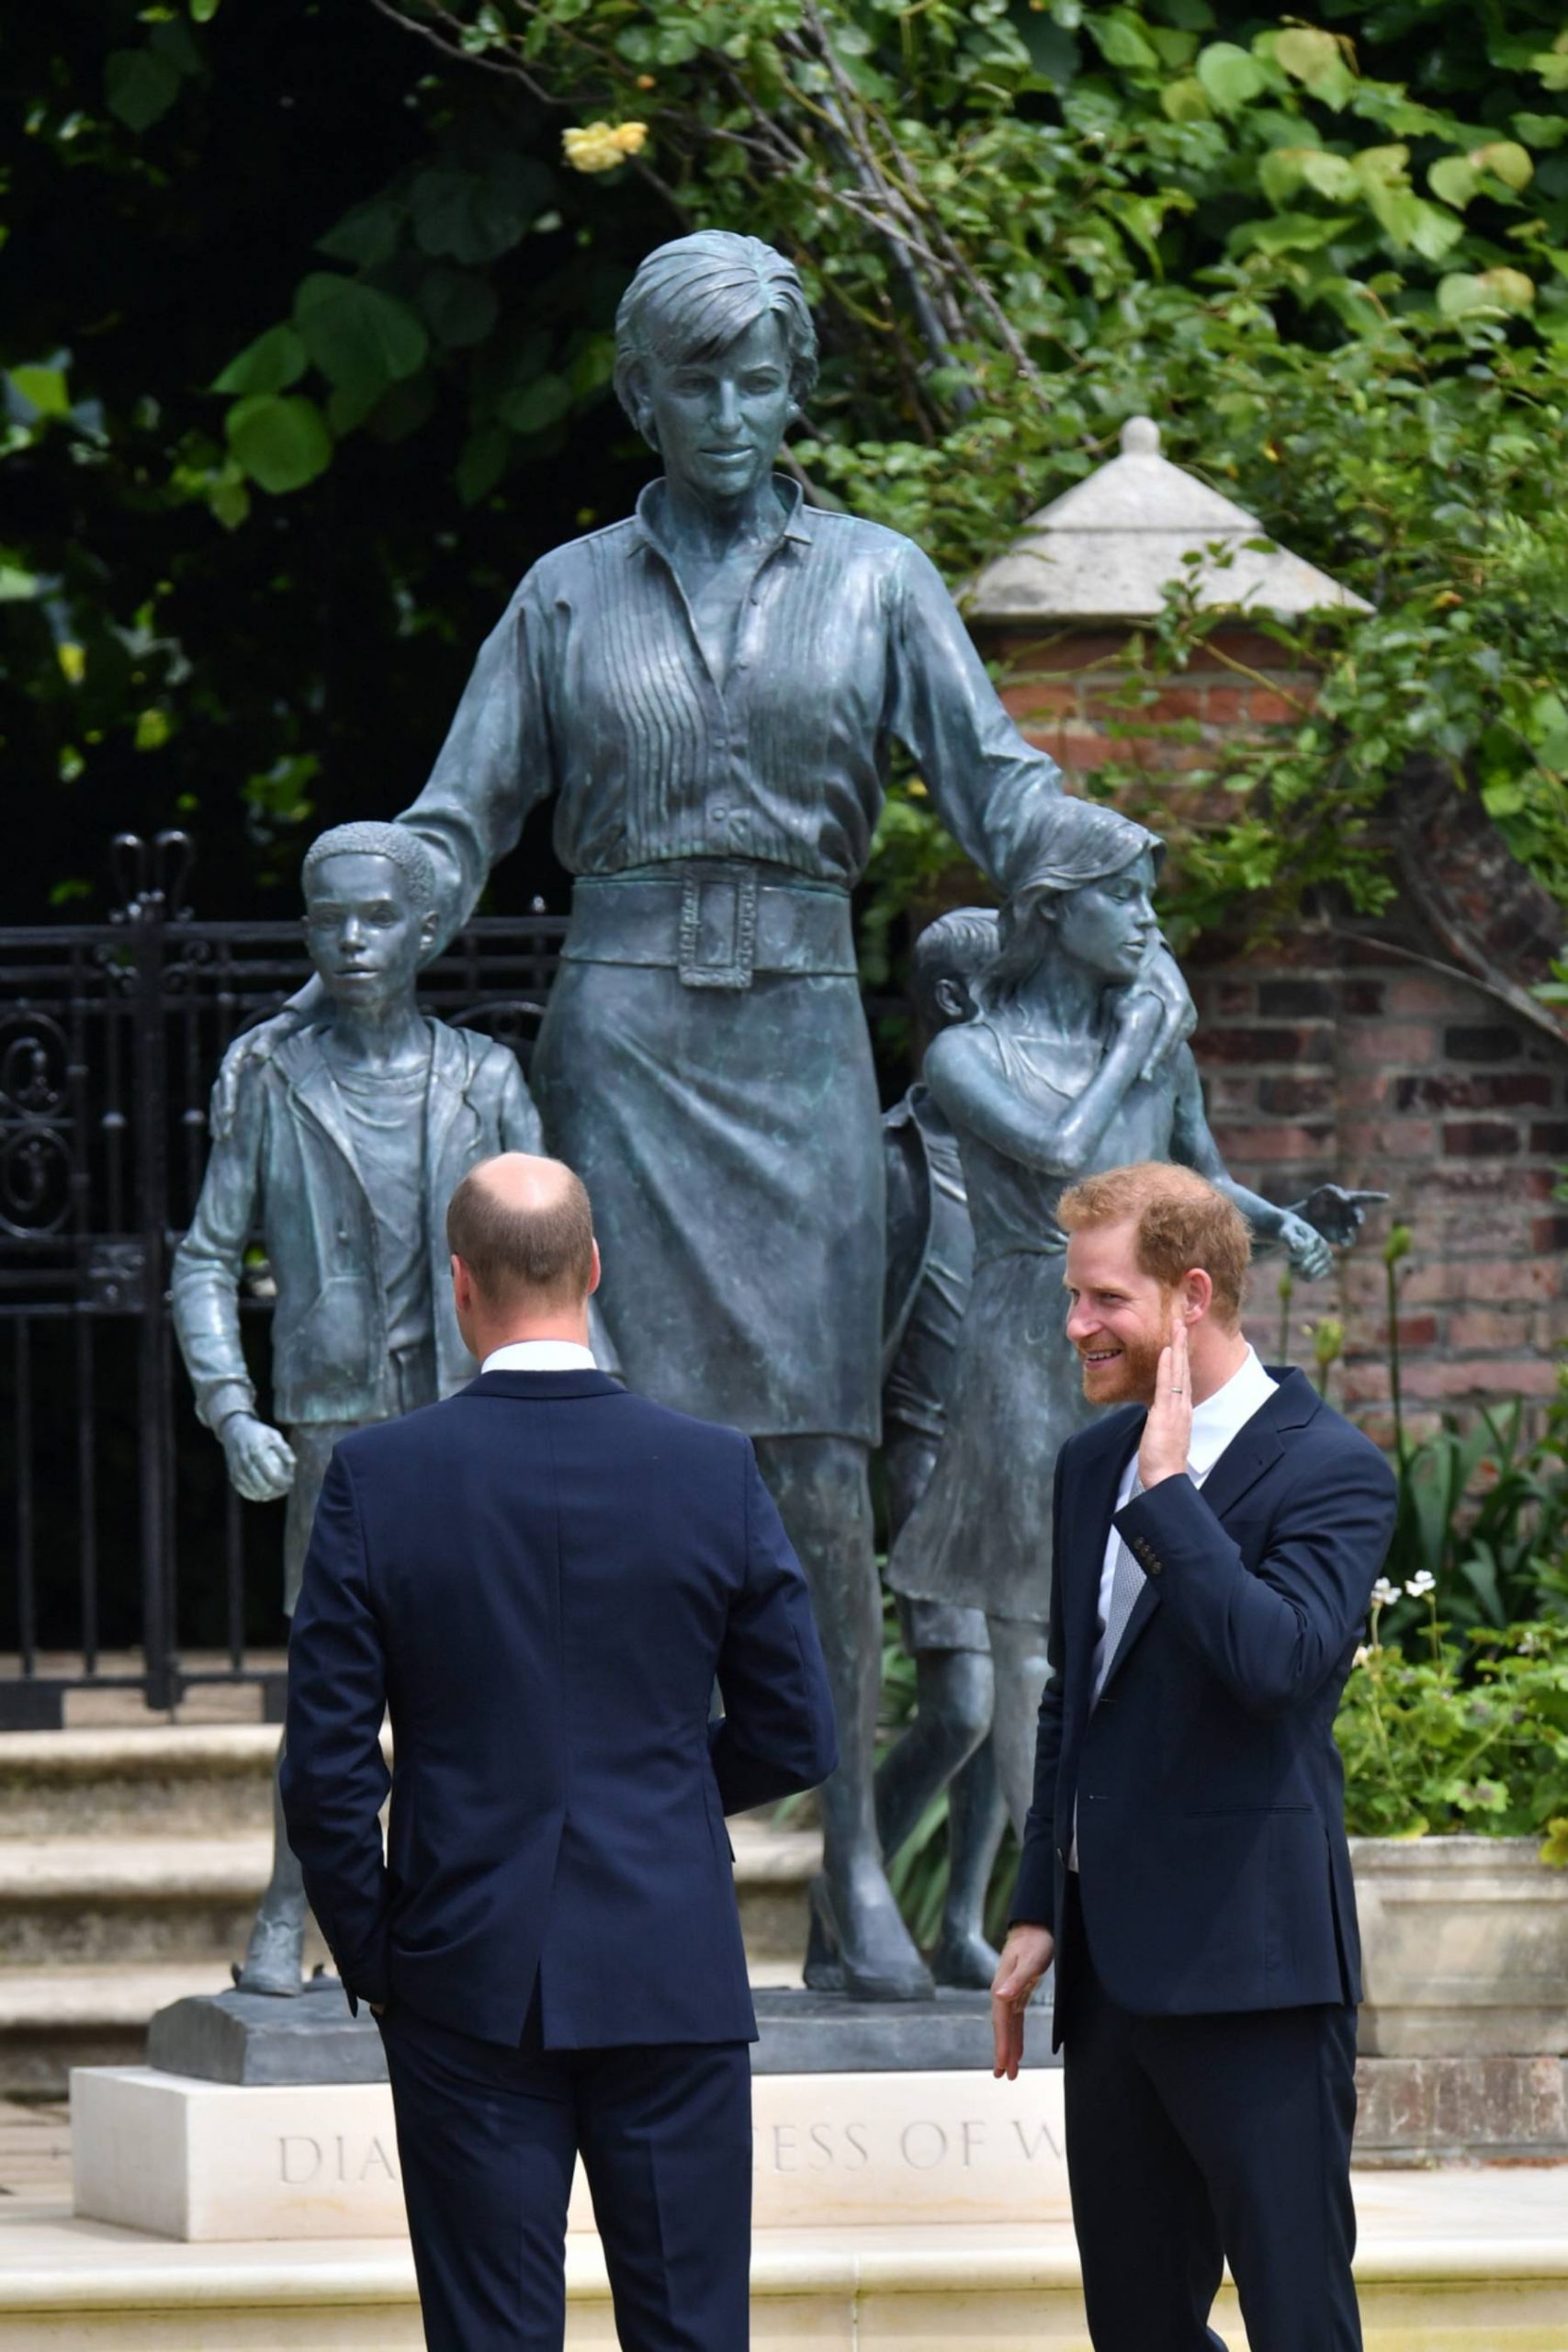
[888,1024,1180,1628]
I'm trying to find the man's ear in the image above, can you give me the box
[587,1239,603,1298]
[419,909,439,956]
[451,1254,472,1315]
[932,976,967,1024]
[1182,1268,1214,1324]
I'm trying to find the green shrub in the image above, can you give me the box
[1337,1586,1568,1854]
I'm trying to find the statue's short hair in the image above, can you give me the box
[910,907,999,1029]
[1058,1162,1253,1329]
[614,232,818,446]
[301,822,437,916]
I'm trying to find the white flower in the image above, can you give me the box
[1353,1645,1372,1668]
[1404,1571,1437,1599]
[1371,1577,1400,1610]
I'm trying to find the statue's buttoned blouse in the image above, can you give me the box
[401,478,1061,935]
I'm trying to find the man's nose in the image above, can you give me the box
[1066,1301,1094,1344]
[341,916,365,949]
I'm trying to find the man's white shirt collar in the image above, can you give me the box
[1181,1345,1279,1485]
[481,1340,598,1373]
[1113,1344,1278,1504]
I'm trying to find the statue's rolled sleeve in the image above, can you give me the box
[171,1068,265,1433]
[396,580,557,955]
[886,542,1065,887]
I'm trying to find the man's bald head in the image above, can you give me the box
[446,1153,597,1314]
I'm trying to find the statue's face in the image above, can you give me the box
[643,311,795,509]
[1054,851,1158,987]
[304,853,434,1010]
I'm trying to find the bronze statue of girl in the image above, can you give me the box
[889,799,1345,1838]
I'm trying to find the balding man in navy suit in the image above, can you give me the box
[989,1163,1396,2352]
[282,1152,837,2352]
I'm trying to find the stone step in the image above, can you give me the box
[0,1727,304,1839]
[5,2173,1568,2349]
[0,1838,324,1970]
[0,1727,823,1853]
[0,1817,818,2095]
[0,1821,817,1964]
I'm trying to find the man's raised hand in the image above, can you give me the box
[991,1923,1055,2080]
[1138,1310,1193,1489]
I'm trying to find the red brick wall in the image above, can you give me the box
[981,621,1568,1438]
[993,625,1314,783]
[1186,930,1568,1440]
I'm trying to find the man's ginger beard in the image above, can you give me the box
[1075,1286,1175,1407]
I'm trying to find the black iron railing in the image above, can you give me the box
[0,834,568,1725]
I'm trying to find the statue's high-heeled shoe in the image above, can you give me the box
[807,1872,933,2003]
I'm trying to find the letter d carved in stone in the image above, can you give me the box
[279,2134,323,2187]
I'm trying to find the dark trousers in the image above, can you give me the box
[1059,1885,1361,2352]
[378,1998,752,2352]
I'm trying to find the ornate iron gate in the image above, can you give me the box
[0,834,567,1726]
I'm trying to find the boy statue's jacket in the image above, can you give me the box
[172,1022,540,1430]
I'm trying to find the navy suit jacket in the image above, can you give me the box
[280,1370,837,2050]
[1010,1367,1396,2041]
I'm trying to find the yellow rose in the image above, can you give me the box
[562,120,649,175]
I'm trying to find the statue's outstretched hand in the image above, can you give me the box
[1288,1183,1389,1249]
[1137,944,1197,1082]
[1277,1210,1333,1282]
[209,977,328,1136]
[221,1415,297,1503]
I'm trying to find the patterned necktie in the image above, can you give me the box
[1090,1469,1145,1708]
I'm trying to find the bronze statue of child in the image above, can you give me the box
[888,799,1369,1841]
[172,820,544,1995]
[806,906,1008,1993]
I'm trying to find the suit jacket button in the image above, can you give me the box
[1147,1559,1162,1577]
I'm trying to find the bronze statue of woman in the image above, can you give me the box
[294,232,1191,1998]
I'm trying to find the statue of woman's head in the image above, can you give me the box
[985,797,1163,1003]
[614,233,818,503]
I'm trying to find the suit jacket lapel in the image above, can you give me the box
[1095,1367,1316,1701]
[1068,1411,1144,1685]
[1198,1416,1284,1522]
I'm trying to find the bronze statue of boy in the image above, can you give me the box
[173,820,543,1995]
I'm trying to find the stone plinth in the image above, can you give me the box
[147,1980,383,2086]
[71,2063,1069,2243]
[753,1984,1055,2073]
[141,1982,1057,2088]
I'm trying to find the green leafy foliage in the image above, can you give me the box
[6,0,1568,938]
[1336,1608,1568,1849]
[1376,1397,1568,1640]
[225,393,333,495]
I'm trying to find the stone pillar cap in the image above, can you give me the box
[963,413,1372,623]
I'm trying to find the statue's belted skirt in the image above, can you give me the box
[531,866,884,1445]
